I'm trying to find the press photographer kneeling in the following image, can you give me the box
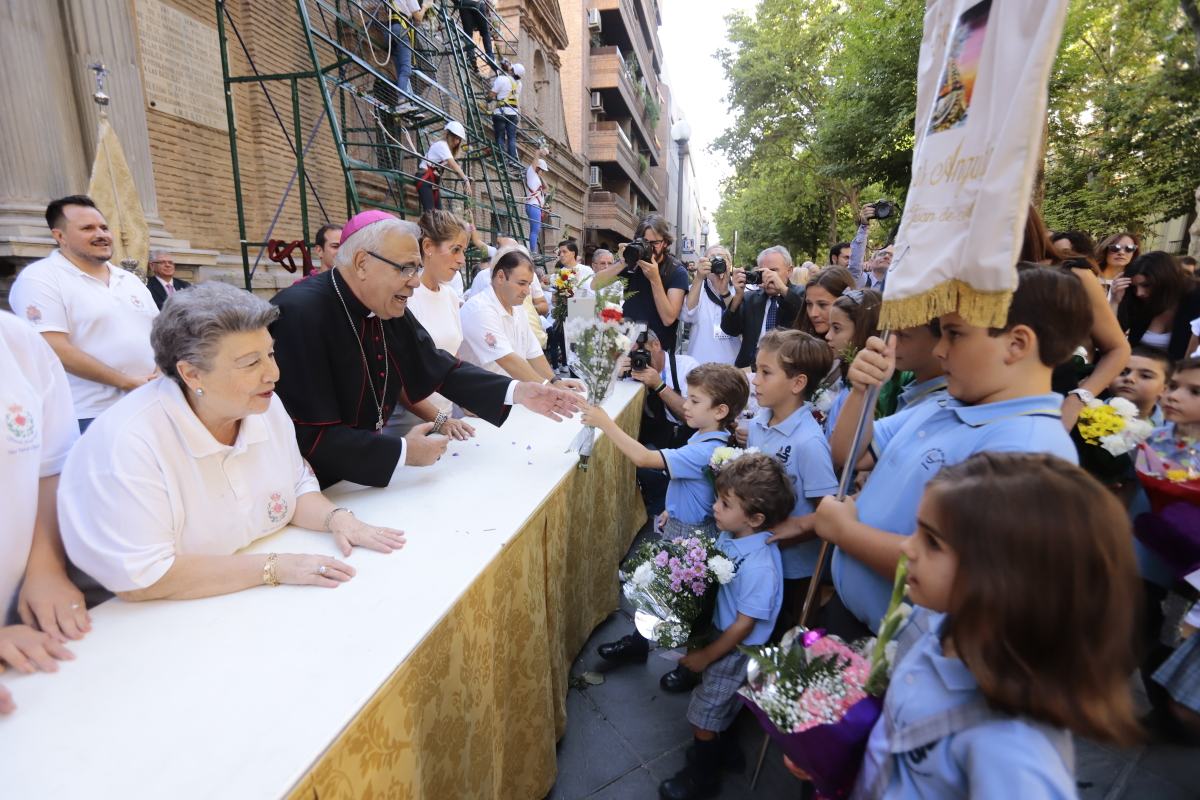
[616,329,699,518]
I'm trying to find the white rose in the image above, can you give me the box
[1108,397,1139,420]
[813,389,834,414]
[631,562,655,588]
[1099,433,1132,457]
[1125,417,1154,443]
[708,555,737,585]
[615,334,631,351]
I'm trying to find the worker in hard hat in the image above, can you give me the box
[457,0,496,72]
[491,61,523,167]
[525,157,549,254]
[418,120,472,212]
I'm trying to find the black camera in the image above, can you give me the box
[709,256,727,275]
[743,270,764,286]
[623,331,651,377]
[871,200,895,220]
[623,238,648,266]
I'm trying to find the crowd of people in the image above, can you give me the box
[3,190,1200,800]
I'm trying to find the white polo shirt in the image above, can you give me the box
[0,312,79,619]
[459,285,544,376]
[58,378,320,592]
[9,250,158,420]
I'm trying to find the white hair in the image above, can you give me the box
[757,245,793,269]
[593,248,614,262]
[334,218,421,269]
[148,249,172,262]
[706,245,732,261]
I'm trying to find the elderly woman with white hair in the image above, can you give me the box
[58,282,407,600]
[680,244,740,365]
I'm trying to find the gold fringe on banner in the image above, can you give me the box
[880,279,1013,331]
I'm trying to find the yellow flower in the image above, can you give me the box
[1166,469,1190,483]
[1076,404,1125,446]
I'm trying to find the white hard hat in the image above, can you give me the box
[445,120,467,140]
[512,63,526,78]
[536,158,548,171]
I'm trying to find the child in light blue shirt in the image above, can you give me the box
[583,363,750,672]
[658,453,794,800]
[821,287,882,438]
[747,330,838,631]
[807,265,1094,633]
[852,452,1141,798]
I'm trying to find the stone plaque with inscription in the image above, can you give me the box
[135,0,228,131]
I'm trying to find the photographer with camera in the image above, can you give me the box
[849,200,896,289]
[719,246,806,368]
[592,215,689,350]
[680,245,740,365]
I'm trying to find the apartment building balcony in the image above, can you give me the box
[588,120,662,208]
[588,0,662,97]
[586,190,639,240]
[588,47,660,159]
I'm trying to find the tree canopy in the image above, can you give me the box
[714,0,1200,261]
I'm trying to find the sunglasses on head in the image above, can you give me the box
[1108,244,1137,254]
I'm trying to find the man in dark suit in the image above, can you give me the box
[145,250,190,309]
[720,245,805,368]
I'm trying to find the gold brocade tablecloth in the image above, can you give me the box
[288,395,647,800]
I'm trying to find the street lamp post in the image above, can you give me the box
[670,119,692,260]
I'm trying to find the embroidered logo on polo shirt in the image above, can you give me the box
[266,492,289,525]
[484,332,498,349]
[25,305,42,323]
[919,448,946,472]
[775,445,792,466]
[5,403,36,445]
[130,295,144,309]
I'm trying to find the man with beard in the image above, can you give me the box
[9,195,158,432]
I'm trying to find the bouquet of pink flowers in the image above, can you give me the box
[737,559,911,799]
[620,532,737,648]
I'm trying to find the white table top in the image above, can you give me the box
[0,382,642,799]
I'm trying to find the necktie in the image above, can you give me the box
[765,296,779,331]
[166,282,175,295]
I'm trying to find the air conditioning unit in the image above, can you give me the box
[590,91,604,112]
[588,166,602,187]
[587,9,602,31]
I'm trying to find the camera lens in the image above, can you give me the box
[710,257,727,275]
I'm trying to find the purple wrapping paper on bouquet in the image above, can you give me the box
[1134,502,1200,581]
[739,694,882,799]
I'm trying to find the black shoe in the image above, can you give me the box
[659,742,721,800]
[660,665,702,694]
[597,633,649,664]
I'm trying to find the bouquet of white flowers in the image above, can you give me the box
[620,532,737,648]
[564,308,642,469]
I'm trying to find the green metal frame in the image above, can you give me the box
[217,0,568,290]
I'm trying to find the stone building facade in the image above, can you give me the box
[0,0,590,305]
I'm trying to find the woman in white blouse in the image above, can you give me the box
[58,283,407,601]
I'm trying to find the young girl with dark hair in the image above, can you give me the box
[852,451,1141,796]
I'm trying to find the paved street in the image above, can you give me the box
[550,523,1200,800]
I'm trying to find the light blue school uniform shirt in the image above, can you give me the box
[712,531,783,646]
[747,405,838,578]
[855,610,1076,799]
[662,430,730,526]
[833,393,1076,631]
[896,375,949,413]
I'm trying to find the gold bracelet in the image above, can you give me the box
[262,553,280,587]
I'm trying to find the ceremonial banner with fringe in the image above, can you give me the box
[881,0,1069,330]
[87,117,149,269]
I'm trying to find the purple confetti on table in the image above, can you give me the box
[526,445,532,450]
[452,452,459,457]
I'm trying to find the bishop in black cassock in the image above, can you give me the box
[270,211,578,487]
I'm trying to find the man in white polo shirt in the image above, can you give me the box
[459,248,583,390]
[9,195,159,432]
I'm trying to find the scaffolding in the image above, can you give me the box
[216,0,564,289]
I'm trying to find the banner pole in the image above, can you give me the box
[797,330,889,628]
